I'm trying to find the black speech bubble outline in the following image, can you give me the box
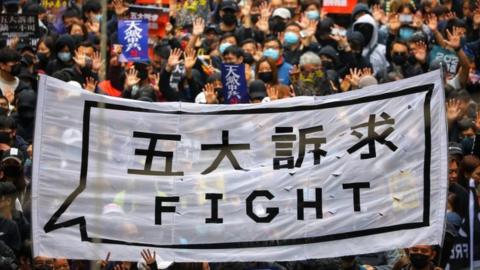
[43,84,434,249]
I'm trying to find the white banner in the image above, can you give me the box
[32,71,448,262]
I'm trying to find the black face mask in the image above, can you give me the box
[243,53,254,65]
[3,165,21,178]
[10,63,21,77]
[258,72,274,83]
[322,60,334,70]
[409,253,430,269]
[251,14,260,24]
[269,18,286,33]
[222,12,237,26]
[0,131,12,145]
[392,53,407,66]
[37,53,49,66]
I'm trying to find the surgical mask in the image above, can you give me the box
[284,31,299,45]
[219,42,232,54]
[58,52,71,62]
[263,48,279,61]
[409,253,430,269]
[95,14,102,21]
[399,27,415,41]
[306,10,320,20]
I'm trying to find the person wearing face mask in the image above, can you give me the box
[352,4,389,76]
[255,57,279,86]
[291,51,333,96]
[335,31,372,78]
[318,45,339,72]
[386,39,423,78]
[45,35,75,75]
[262,36,293,85]
[395,245,440,270]
[282,22,317,65]
[302,0,321,21]
[82,0,102,24]
[269,8,291,34]
[0,48,25,102]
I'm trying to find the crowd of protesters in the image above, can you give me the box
[0,0,479,268]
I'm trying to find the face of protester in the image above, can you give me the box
[407,245,436,270]
[304,4,320,20]
[38,41,51,57]
[242,43,257,57]
[70,23,84,36]
[284,0,299,16]
[257,61,274,83]
[0,60,21,78]
[283,25,301,46]
[463,1,473,18]
[462,127,475,139]
[223,53,243,64]
[53,259,69,270]
[391,43,409,66]
[77,45,94,59]
[471,165,480,184]
[448,160,459,184]
[263,40,282,62]
[34,257,55,270]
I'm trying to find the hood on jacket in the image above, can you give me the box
[352,14,378,55]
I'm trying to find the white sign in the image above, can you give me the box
[32,71,448,262]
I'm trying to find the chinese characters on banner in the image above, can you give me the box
[32,71,448,263]
[118,19,149,62]
[221,64,249,104]
[0,15,39,47]
[322,0,357,14]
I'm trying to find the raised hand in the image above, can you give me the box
[192,17,205,37]
[151,73,160,92]
[413,41,427,62]
[86,21,100,33]
[73,50,86,67]
[289,64,300,82]
[329,24,348,46]
[203,83,218,104]
[361,67,373,77]
[166,48,183,72]
[266,84,278,101]
[347,68,362,87]
[256,14,270,33]
[241,0,252,17]
[426,14,438,32]
[446,98,462,123]
[445,26,462,50]
[259,1,272,18]
[98,251,111,270]
[125,68,140,87]
[387,14,401,33]
[83,77,98,92]
[92,51,104,72]
[303,19,318,38]
[372,4,386,23]
[184,47,197,70]
[141,249,156,265]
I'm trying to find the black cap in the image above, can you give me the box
[205,23,220,34]
[448,142,463,156]
[249,80,266,100]
[0,182,16,196]
[220,1,239,11]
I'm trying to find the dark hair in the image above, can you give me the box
[222,45,244,58]
[456,89,471,102]
[62,7,82,20]
[301,0,321,11]
[263,36,282,48]
[255,57,279,84]
[240,38,256,47]
[459,155,480,189]
[37,35,55,53]
[82,0,102,14]
[68,22,89,39]
[286,21,302,30]
[0,48,21,64]
[395,3,416,13]
[0,116,14,130]
[219,33,238,45]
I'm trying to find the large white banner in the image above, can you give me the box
[32,71,448,262]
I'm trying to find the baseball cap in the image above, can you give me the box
[272,8,291,19]
[448,142,463,156]
[1,148,24,165]
[220,1,239,11]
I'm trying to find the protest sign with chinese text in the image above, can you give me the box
[33,71,447,262]
[118,19,149,62]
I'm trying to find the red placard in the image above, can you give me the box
[322,0,357,14]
